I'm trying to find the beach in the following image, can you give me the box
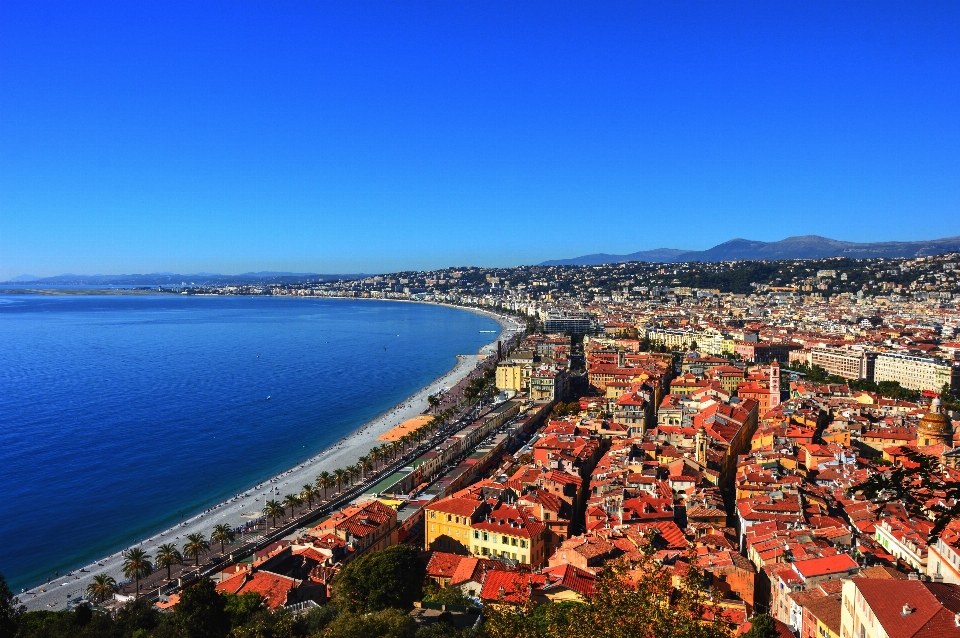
[19,304,523,611]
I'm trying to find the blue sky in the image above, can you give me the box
[1,1,959,279]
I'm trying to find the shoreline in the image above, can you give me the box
[17,302,523,611]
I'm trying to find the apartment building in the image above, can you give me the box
[810,347,877,381]
[874,353,958,392]
[544,312,592,334]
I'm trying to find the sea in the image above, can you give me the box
[0,294,500,591]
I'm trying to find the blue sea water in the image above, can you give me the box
[0,295,499,591]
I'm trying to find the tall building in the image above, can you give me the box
[874,353,958,392]
[544,312,592,334]
[810,347,877,381]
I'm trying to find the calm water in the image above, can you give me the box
[0,295,499,590]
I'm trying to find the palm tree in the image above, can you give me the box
[369,447,382,469]
[211,524,235,555]
[316,472,332,499]
[182,532,210,567]
[263,499,284,528]
[357,456,370,480]
[155,543,183,581]
[333,468,348,493]
[428,394,440,412]
[343,466,356,487]
[282,493,302,517]
[121,547,152,597]
[301,484,317,509]
[389,441,401,461]
[86,573,118,604]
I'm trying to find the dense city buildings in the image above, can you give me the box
[52,251,960,635]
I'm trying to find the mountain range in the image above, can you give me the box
[3,272,367,286]
[539,235,960,266]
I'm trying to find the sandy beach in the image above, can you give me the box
[20,303,523,611]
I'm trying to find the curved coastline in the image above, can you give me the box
[19,302,523,611]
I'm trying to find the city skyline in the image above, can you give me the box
[3,2,960,279]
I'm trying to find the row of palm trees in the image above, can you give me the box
[85,525,238,603]
[257,409,459,531]
[85,408,464,602]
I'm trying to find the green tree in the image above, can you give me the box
[0,570,24,636]
[86,572,119,603]
[263,499,285,528]
[114,598,162,636]
[172,577,229,638]
[317,471,333,498]
[743,614,779,638]
[321,608,417,638]
[183,532,211,567]
[332,545,426,613]
[211,524,235,555]
[222,590,265,628]
[333,469,348,493]
[156,543,183,581]
[428,394,440,412]
[282,493,302,517]
[301,484,318,510]
[941,383,960,410]
[422,583,474,607]
[122,547,153,598]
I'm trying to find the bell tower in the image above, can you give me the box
[695,425,708,465]
[770,361,781,409]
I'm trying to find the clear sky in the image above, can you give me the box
[1,1,959,279]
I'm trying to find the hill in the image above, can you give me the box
[540,234,960,266]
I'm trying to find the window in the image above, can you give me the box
[503,536,509,545]
[474,530,480,539]
[447,514,452,522]
[474,545,479,553]
[545,512,551,520]
[483,532,489,541]
[520,540,527,548]
[511,538,517,546]
[521,555,526,563]
[492,534,498,542]
[430,512,435,519]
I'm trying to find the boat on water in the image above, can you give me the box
[479,330,496,333]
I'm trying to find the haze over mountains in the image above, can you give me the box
[540,235,960,266]
[4,272,367,286]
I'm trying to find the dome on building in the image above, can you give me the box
[920,398,951,433]
[918,398,953,447]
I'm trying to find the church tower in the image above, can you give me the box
[769,361,781,410]
[695,425,708,465]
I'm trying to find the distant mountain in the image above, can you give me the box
[2,272,369,286]
[540,235,960,266]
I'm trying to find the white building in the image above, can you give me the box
[874,353,958,392]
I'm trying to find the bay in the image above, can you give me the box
[0,295,499,591]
